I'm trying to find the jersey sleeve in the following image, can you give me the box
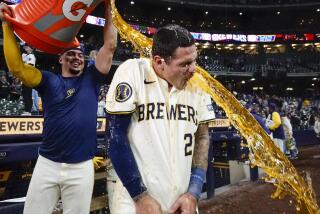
[87,64,113,85]
[198,92,216,124]
[34,70,57,94]
[105,59,137,114]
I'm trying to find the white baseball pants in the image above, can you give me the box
[23,155,94,214]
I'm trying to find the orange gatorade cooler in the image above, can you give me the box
[4,0,104,54]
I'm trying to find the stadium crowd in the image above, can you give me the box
[197,45,320,74]
[213,92,320,132]
[1,43,320,135]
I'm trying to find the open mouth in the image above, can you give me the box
[71,61,81,67]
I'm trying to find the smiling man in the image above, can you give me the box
[106,24,215,214]
[0,1,117,213]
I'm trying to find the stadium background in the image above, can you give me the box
[1,0,320,213]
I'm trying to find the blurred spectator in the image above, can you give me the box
[246,102,271,135]
[281,111,299,159]
[10,77,22,101]
[314,115,320,139]
[266,103,286,153]
[88,50,98,68]
[97,94,106,116]
[21,44,36,114]
[0,73,10,99]
[32,89,39,114]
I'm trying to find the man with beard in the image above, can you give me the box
[0,1,117,213]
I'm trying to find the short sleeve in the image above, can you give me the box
[87,64,113,85]
[105,59,137,114]
[34,70,55,94]
[198,92,215,124]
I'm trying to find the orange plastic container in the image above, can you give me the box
[5,0,104,54]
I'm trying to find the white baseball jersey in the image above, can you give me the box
[105,58,215,213]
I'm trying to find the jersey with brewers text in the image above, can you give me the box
[105,58,215,212]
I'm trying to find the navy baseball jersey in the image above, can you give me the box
[36,65,109,163]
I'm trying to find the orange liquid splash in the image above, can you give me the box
[110,1,319,213]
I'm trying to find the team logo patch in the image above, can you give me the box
[115,82,132,102]
[65,88,75,99]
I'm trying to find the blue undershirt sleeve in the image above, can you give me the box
[187,167,206,200]
[106,113,147,198]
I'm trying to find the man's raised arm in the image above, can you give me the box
[94,0,118,74]
[1,2,42,88]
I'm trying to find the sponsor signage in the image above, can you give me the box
[247,35,276,42]
[0,117,43,135]
[0,117,106,136]
[191,32,212,41]
[209,119,230,128]
[85,15,320,43]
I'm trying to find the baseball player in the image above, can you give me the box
[21,44,36,114]
[106,24,215,213]
[0,1,117,214]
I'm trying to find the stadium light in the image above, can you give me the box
[130,1,134,5]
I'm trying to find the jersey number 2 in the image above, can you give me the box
[184,133,193,156]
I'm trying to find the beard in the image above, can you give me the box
[69,68,82,75]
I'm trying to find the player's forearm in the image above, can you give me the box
[107,113,147,199]
[192,123,210,170]
[103,2,117,49]
[95,2,117,74]
[3,22,24,73]
[2,23,42,87]
[187,124,209,200]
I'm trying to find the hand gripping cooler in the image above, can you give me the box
[4,0,104,54]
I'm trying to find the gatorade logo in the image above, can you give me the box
[63,0,94,22]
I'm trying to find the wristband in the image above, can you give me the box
[187,168,206,200]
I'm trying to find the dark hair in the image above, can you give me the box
[152,24,194,62]
[60,47,84,55]
[269,102,277,111]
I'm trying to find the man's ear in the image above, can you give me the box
[59,55,63,64]
[152,55,165,71]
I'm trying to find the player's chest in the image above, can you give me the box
[135,85,199,126]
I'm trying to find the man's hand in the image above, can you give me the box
[93,156,106,170]
[0,2,13,23]
[135,193,162,214]
[169,193,197,214]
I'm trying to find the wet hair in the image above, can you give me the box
[152,24,195,62]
